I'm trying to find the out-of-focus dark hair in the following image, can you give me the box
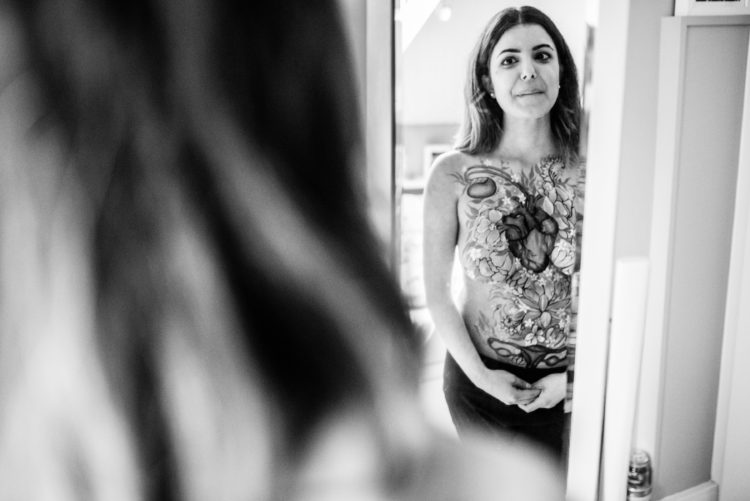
[0,0,420,499]
[455,6,582,163]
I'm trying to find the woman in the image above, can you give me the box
[0,1,565,500]
[423,5,583,458]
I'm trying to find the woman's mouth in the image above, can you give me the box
[516,90,544,97]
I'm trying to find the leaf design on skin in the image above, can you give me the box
[542,197,555,215]
[538,292,550,312]
[450,170,470,186]
[505,267,531,289]
[555,200,571,219]
[490,251,513,273]
[539,311,553,328]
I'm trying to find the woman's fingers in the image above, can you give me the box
[514,387,543,405]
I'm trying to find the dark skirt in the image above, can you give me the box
[443,352,568,458]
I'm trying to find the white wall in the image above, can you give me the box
[338,0,396,257]
[615,0,674,258]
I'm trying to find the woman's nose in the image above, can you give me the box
[521,62,536,80]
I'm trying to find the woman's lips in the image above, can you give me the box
[516,89,544,97]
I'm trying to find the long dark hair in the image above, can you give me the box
[0,0,419,498]
[455,6,582,163]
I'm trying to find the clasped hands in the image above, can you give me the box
[479,370,566,413]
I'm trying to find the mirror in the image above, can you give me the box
[392,0,595,483]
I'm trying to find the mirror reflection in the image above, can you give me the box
[394,0,592,476]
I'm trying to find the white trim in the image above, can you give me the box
[659,481,718,501]
[566,1,632,499]
[365,0,395,259]
[676,0,750,17]
[711,27,750,501]
[634,15,688,473]
[600,258,649,501]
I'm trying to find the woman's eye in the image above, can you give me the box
[534,51,552,62]
[500,56,518,66]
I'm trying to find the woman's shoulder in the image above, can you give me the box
[427,150,485,181]
[424,150,480,199]
[551,155,585,185]
[425,150,476,199]
[431,149,476,170]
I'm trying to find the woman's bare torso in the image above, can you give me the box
[452,155,579,369]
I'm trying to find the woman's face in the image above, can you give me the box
[484,23,560,121]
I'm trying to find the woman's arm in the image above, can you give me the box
[422,154,540,406]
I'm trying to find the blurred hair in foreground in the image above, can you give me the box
[0,1,564,499]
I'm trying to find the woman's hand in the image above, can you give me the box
[517,372,566,413]
[476,369,541,406]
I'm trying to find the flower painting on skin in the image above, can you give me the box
[454,156,577,370]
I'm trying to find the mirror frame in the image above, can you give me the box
[566,1,632,499]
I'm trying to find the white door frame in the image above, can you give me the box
[710,28,750,501]
[567,0,634,498]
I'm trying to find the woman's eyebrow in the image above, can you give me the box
[496,43,555,56]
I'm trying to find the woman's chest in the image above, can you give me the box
[454,159,577,278]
